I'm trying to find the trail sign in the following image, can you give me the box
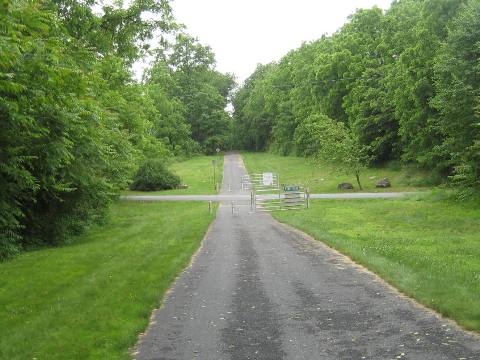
[262,172,274,186]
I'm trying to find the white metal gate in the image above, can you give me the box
[240,173,310,213]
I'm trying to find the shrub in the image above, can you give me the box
[130,159,181,191]
[204,135,228,155]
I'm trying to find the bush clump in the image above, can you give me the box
[130,159,181,191]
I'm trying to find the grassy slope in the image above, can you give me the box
[241,152,479,331]
[273,196,480,332]
[242,152,430,193]
[0,201,216,359]
[125,155,224,195]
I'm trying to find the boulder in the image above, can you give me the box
[337,182,354,190]
[376,178,391,188]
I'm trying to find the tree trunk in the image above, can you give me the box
[355,171,363,190]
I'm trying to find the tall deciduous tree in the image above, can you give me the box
[298,114,369,190]
[151,33,235,153]
[232,63,276,151]
[433,0,480,188]
[0,0,178,259]
[390,0,464,171]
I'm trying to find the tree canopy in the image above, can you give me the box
[232,0,480,189]
[0,0,234,260]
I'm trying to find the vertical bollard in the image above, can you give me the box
[306,188,310,209]
[250,190,253,212]
[231,201,235,214]
[252,190,256,212]
[208,201,212,214]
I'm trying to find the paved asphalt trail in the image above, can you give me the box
[135,153,480,360]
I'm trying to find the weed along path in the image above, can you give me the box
[135,153,480,360]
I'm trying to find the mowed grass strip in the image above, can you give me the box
[125,155,224,195]
[273,196,480,332]
[242,152,430,193]
[0,201,216,359]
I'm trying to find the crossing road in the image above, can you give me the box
[121,193,415,202]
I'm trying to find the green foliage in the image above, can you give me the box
[232,63,276,151]
[130,159,181,191]
[0,0,234,259]
[340,7,400,163]
[48,0,176,65]
[148,33,235,153]
[204,135,229,155]
[233,0,480,190]
[390,0,464,170]
[0,1,32,258]
[294,114,327,156]
[294,114,369,189]
[125,155,224,195]
[432,0,480,188]
[0,1,231,260]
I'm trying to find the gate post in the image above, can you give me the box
[250,191,253,211]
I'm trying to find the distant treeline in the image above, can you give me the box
[0,1,233,259]
[232,0,480,188]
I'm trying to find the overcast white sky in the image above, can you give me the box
[170,0,393,85]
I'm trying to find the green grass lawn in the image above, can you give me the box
[124,155,224,196]
[0,201,216,359]
[242,152,432,193]
[273,194,480,332]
